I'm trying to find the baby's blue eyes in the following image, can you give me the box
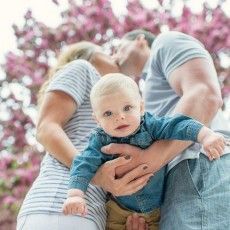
[103,105,133,117]
[124,105,132,111]
[104,111,112,117]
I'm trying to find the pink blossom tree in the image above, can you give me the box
[0,0,229,228]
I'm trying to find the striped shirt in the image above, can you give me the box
[18,60,107,229]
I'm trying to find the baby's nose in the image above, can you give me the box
[116,113,125,121]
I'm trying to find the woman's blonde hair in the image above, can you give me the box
[37,41,100,106]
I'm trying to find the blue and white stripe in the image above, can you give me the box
[18,60,106,230]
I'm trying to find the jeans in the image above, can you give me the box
[160,153,230,230]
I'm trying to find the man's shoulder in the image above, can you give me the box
[153,31,202,49]
[155,31,190,41]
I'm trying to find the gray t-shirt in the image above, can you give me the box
[144,31,230,170]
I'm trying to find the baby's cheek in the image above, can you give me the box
[103,124,114,136]
[132,116,141,129]
[132,115,141,124]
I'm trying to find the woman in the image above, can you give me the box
[17,41,151,230]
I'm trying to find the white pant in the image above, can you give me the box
[17,214,99,230]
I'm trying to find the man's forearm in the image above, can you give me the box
[146,90,221,172]
[145,140,191,172]
[171,88,221,126]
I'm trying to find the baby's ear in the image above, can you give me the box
[140,100,145,116]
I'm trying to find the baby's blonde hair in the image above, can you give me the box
[90,73,141,109]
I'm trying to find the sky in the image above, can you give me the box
[1,0,229,64]
[0,0,67,63]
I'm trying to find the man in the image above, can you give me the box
[103,30,230,229]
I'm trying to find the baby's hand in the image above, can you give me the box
[62,196,88,216]
[202,133,225,161]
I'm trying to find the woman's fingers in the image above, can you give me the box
[101,143,139,156]
[113,172,153,196]
[105,156,132,172]
[101,143,147,179]
[126,213,147,230]
[120,164,151,184]
[91,156,131,187]
[120,173,153,196]
[93,156,152,196]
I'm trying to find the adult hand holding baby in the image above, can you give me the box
[92,155,153,196]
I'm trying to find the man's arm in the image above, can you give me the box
[169,58,222,122]
[142,57,223,171]
[145,57,223,170]
[102,57,223,175]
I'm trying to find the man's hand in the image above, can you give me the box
[92,155,153,196]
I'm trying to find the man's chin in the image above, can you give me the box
[120,66,137,78]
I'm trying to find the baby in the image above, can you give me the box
[63,74,225,229]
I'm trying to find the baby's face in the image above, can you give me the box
[93,91,144,138]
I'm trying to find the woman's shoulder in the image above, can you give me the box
[67,59,97,73]
[63,59,100,82]
[70,59,92,67]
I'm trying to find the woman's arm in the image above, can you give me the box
[36,90,78,167]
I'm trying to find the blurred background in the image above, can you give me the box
[0,0,229,229]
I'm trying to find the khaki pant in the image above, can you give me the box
[106,199,160,230]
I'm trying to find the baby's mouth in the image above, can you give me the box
[116,125,130,130]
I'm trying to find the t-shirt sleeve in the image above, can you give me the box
[151,31,212,80]
[47,60,97,106]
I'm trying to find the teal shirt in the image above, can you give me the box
[69,112,203,212]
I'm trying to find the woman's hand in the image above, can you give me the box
[91,156,153,196]
[101,143,155,177]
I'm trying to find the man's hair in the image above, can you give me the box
[90,73,141,109]
[123,29,156,48]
